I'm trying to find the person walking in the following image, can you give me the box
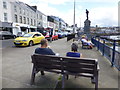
[49,28,53,43]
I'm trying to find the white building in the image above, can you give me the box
[0,0,47,36]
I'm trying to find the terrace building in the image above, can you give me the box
[0,0,47,36]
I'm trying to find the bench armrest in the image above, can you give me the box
[95,59,100,71]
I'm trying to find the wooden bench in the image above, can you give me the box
[31,54,99,90]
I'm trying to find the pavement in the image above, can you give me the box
[1,38,119,89]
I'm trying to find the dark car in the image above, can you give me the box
[57,31,65,39]
[0,31,16,40]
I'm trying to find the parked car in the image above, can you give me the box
[45,32,58,41]
[0,31,16,40]
[57,31,65,39]
[52,32,58,40]
[17,32,23,37]
[14,32,45,46]
[63,31,69,37]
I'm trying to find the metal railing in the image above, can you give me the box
[91,37,120,71]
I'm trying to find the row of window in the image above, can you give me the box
[3,12,42,26]
[14,4,43,20]
[3,1,7,9]
[3,1,43,20]
[14,14,42,26]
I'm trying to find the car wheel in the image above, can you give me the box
[29,41,33,46]
[2,37,5,40]
[13,35,16,39]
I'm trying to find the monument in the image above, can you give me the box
[84,9,91,39]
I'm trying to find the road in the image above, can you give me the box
[1,39,14,49]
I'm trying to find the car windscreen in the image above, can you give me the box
[22,33,33,37]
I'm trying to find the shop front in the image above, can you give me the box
[0,22,13,33]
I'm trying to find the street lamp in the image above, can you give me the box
[73,0,76,33]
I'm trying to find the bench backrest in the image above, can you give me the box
[62,57,98,77]
[31,54,63,74]
[31,54,98,76]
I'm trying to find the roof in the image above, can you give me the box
[28,32,41,34]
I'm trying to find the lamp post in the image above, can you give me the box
[73,0,75,33]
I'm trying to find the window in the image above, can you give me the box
[40,15,42,20]
[27,11,29,16]
[19,16,22,23]
[24,10,26,15]
[19,8,22,14]
[31,19,33,25]
[3,1,7,9]
[34,20,36,26]
[23,9,25,15]
[15,14,18,22]
[4,13,7,22]
[14,5,17,12]
[37,14,39,19]
[24,17,26,24]
[31,12,32,17]
[27,18,29,24]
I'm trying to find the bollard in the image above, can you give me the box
[111,40,116,67]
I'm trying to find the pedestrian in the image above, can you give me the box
[49,28,53,42]
[66,40,82,58]
[34,39,57,75]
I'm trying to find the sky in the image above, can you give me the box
[19,0,119,27]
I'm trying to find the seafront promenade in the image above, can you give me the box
[2,38,119,89]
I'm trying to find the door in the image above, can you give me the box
[32,34,42,44]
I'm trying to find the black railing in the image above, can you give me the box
[67,33,75,41]
[91,37,120,71]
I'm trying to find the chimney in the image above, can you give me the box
[32,6,37,10]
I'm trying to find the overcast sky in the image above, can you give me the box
[19,0,119,27]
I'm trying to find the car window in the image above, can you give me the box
[33,34,41,37]
[6,31,12,35]
[1,31,11,35]
[23,33,33,37]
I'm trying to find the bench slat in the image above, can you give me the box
[63,62,95,69]
[63,58,96,64]
[64,67,94,74]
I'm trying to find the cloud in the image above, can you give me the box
[89,7,118,26]
[19,0,119,5]
[18,0,118,27]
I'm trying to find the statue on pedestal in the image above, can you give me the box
[84,9,91,40]
[86,9,89,20]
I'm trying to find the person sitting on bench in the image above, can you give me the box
[66,42,82,58]
[35,39,56,55]
[34,39,57,75]
[81,36,93,49]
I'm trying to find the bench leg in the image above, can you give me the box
[62,75,65,88]
[95,72,98,90]
[31,67,36,85]
[91,77,95,84]
[66,75,69,80]
[41,71,45,75]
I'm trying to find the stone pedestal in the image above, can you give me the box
[84,19,91,40]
